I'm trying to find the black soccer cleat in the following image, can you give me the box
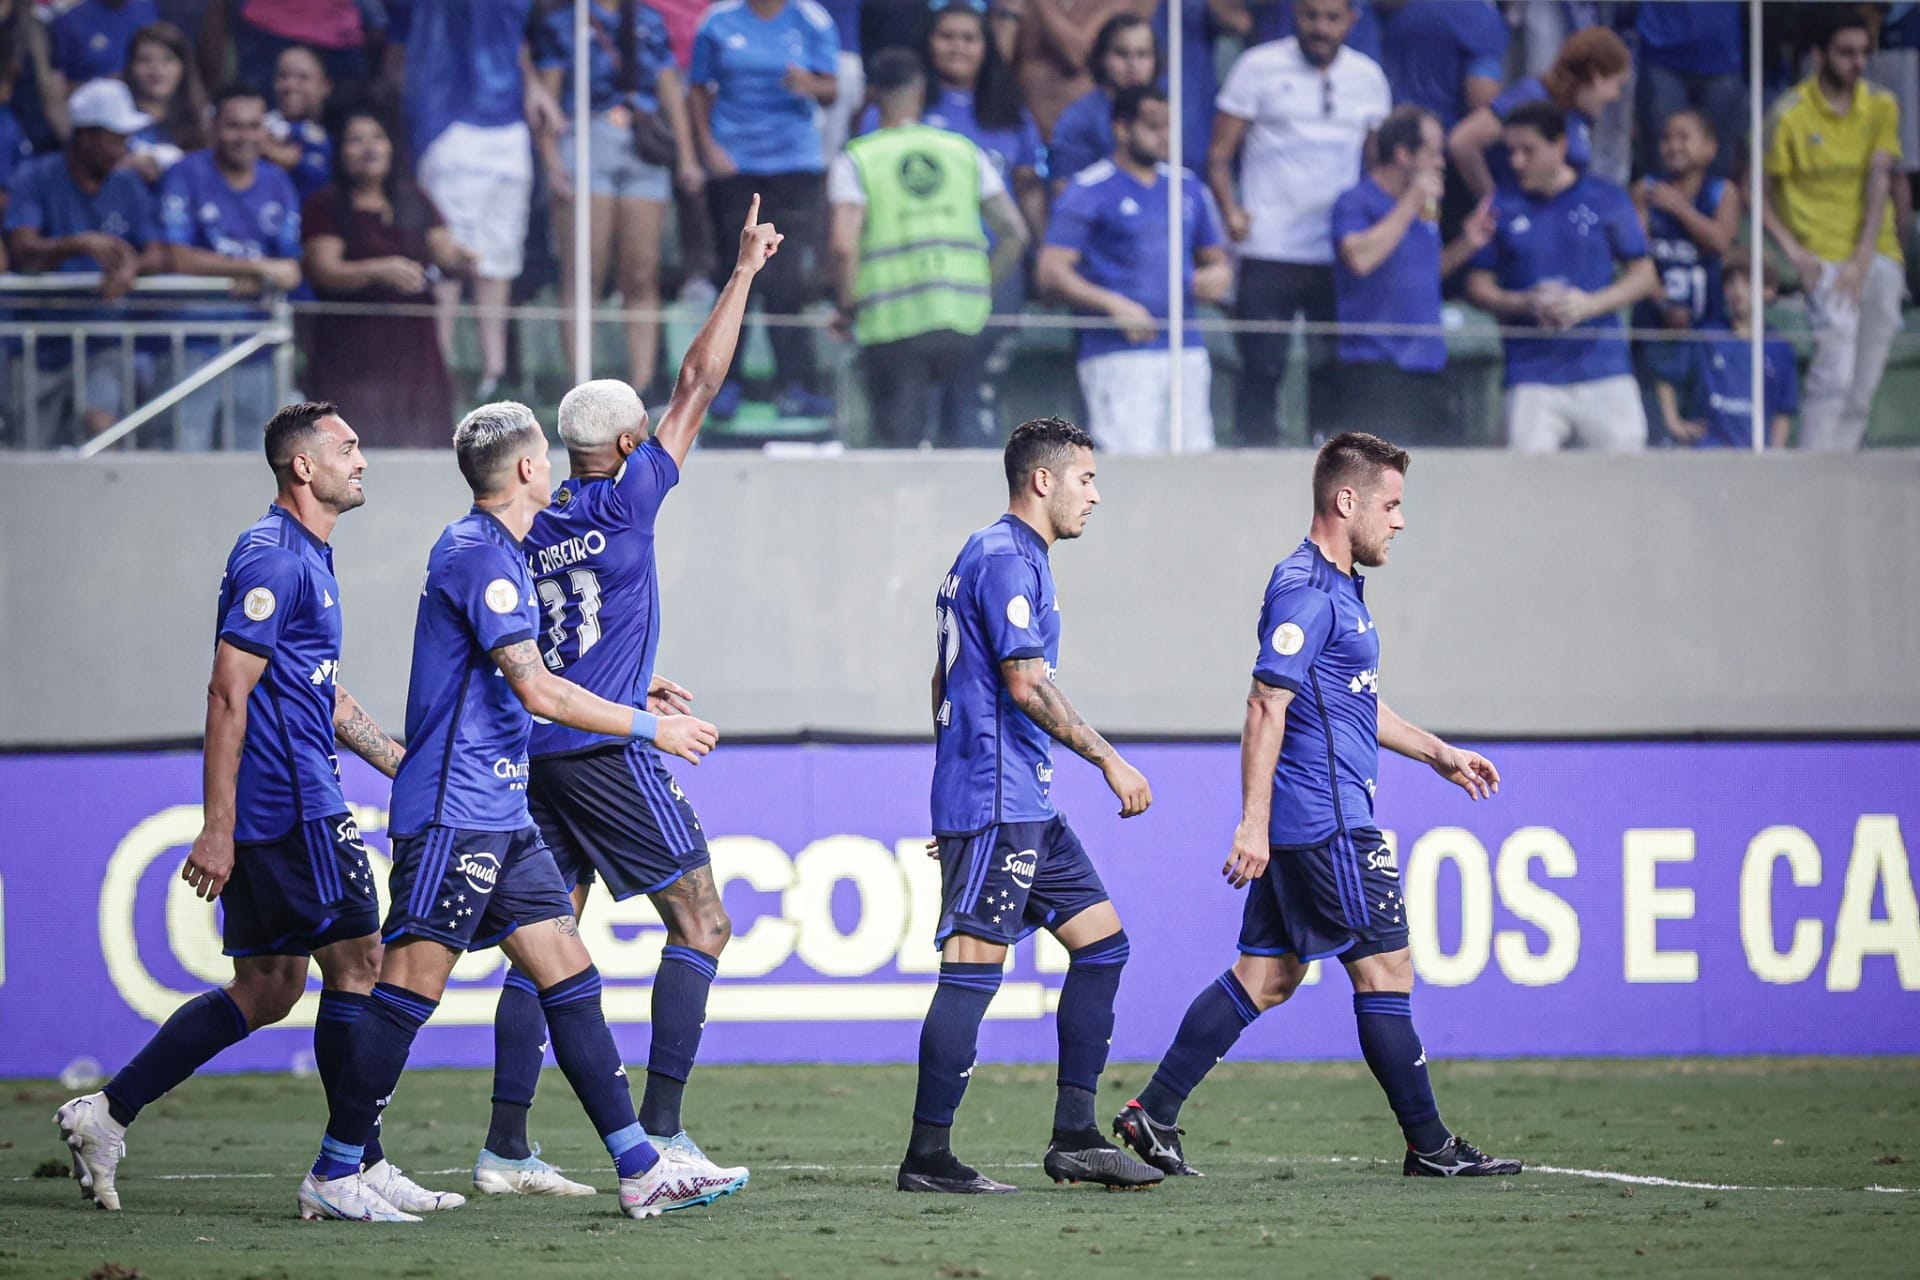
[1403,1135,1524,1178]
[896,1151,1020,1195]
[1112,1100,1204,1177]
[1044,1133,1165,1190]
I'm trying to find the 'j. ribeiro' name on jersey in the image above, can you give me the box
[388,510,542,837]
[523,438,681,759]
[1252,539,1382,850]
[929,514,1063,837]
[214,504,346,844]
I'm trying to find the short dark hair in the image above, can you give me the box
[1087,12,1160,92]
[264,401,339,479]
[1312,432,1410,515]
[1502,98,1567,143]
[869,45,924,96]
[1004,416,1095,494]
[1111,84,1167,126]
[212,81,267,114]
[1815,10,1872,54]
[1663,106,1716,144]
[1374,103,1433,166]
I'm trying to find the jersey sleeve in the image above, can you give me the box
[1215,49,1263,119]
[688,18,718,87]
[1770,341,1801,416]
[532,9,568,69]
[826,150,864,204]
[1189,173,1222,250]
[613,437,681,523]
[218,547,306,657]
[1044,182,1095,254]
[1328,183,1370,245]
[443,542,538,654]
[802,3,840,73]
[975,146,1007,200]
[972,553,1047,662]
[1871,92,1903,161]
[1460,2,1509,79]
[1605,185,1649,261]
[3,161,44,232]
[1251,586,1336,693]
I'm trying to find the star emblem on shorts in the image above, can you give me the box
[457,893,467,903]
[441,898,451,909]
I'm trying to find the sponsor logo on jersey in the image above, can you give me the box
[1349,668,1380,695]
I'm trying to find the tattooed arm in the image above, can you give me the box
[1000,656,1151,817]
[489,639,719,764]
[182,641,269,901]
[333,685,405,779]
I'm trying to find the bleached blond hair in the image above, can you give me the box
[557,379,647,449]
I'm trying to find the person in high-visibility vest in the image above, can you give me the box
[828,47,1028,447]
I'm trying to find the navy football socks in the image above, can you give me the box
[1138,970,1262,1125]
[484,968,545,1160]
[311,983,436,1180]
[909,961,1002,1144]
[1353,991,1451,1153]
[640,945,718,1137]
[1052,932,1129,1137]
[539,966,657,1177]
[102,988,251,1127]
[314,989,385,1166]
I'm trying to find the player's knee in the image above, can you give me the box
[228,966,305,1028]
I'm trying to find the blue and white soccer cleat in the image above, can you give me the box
[473,1144,596,1196]
[619,1150,748,1219]
[362,1158,467,1211]
[297,1170,422,1221]
[663,1132,749,1200]
[54,1092,127,1211]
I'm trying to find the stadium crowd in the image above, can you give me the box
[1,0,1915,452]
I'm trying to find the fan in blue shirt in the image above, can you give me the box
[909,417,1159,1197]
[1118,433,1519,1185]
[1464,101,1656,390]
[689,0,839,175]
[396,0,536,163]
[1654,267,1800,450]
[50,0,159,85]
[264,46,335,205]
[1047,11,1157,192]
[1448,25,1629,199]
[1632,109,1740,334]
[1376,0,1507,131]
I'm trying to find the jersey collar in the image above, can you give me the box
[266,501,329,552]
[470,505,527,549]
[1301,536,1364,590]
[1002,512,1050,555]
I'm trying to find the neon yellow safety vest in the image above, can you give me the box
[846,123,992,347]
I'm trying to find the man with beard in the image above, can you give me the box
[901,416,1162,1195]
[1039,86,1229,454]
[1112,432,1523,1181]
[1209,0,1389,444]
[57,403,461,1217]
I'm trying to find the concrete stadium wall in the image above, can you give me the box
[2,450,1917,746]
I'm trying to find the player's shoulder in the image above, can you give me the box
[1070,158,1118,191]
[793,0,835,33]
[698,0,746,32]
[434,512,519,574]
[1265,542,1340,605]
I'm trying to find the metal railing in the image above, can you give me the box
[0,274,293,454]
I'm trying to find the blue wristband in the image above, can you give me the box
[630,710,660,742]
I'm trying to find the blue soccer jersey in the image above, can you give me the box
[1331,175,1446,373]
[525,439,680,758]
[215,505,347,843]
[389,511,543,836]
[689,0,839,175]
[930,514,1062,836]
[1680,327,1800,449]
[1252,540,1382,848]
[398,0,534,160]
[1638,176,1728,330]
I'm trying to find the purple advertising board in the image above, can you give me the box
[1,741,1915,1078]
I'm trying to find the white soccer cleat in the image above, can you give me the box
[473,1144,596,1196]
[297,1170,422,1222]
[54,1093,126,1211]
[619,1149,746,1219]
[663,1132,749,1200]
[362,1158,467,1211]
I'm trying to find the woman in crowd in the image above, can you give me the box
[120,22,206,186]
[687,0,840,418]
[535,0,696,400]
[1047,11,1158,194]
[300,109,473,446]
[1449,25,1629,199]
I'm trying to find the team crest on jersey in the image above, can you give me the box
[243,587,276,621]
[555,486,573,507]
[1007,595,1031,629]
[1003,849,1038,889]
[456,851,502,894]
[1272,622,1304,656]
[484,578,520,614]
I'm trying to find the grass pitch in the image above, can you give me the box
[4,1059,1916,1280]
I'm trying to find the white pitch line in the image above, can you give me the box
[10,1158,1911,1195]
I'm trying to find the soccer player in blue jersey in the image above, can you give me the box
[1113,433,1524,1181]
[900,417,1162,1195]
[295,201,781,1225]
[56,402,460,1216]
[474,200,783,1199]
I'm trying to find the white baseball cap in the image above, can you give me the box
[68,79,154,135]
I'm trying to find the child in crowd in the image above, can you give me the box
[262,44,333,204]
[1655,257,1799,449]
